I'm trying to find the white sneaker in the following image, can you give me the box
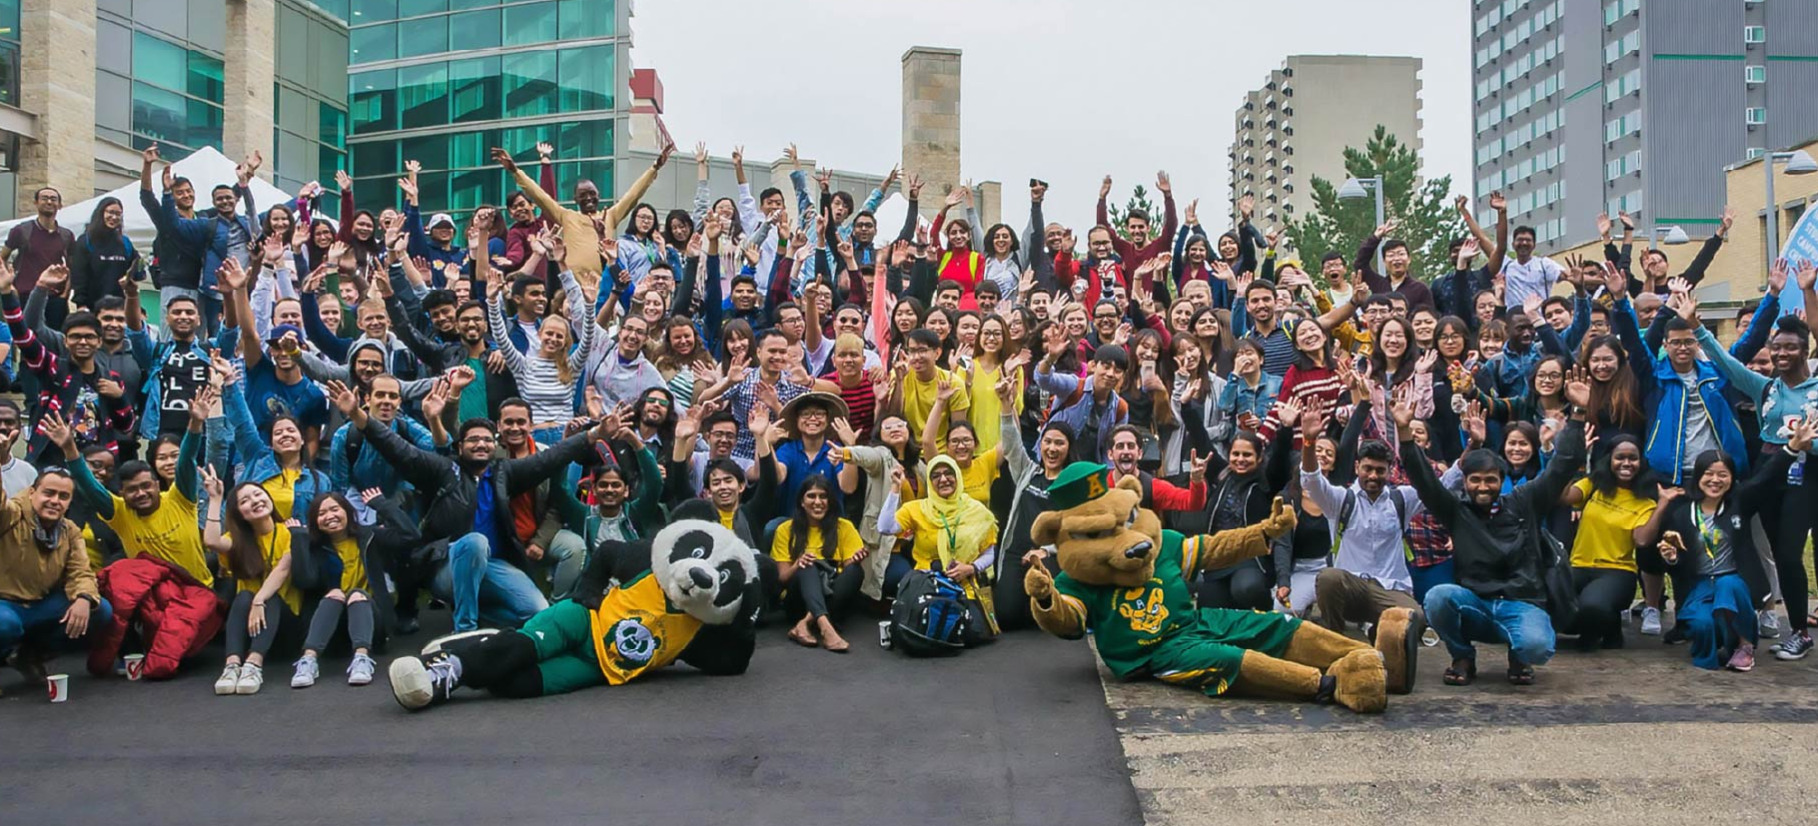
[1758,609,1783,639]
[347,653,376,686]
[1640,606,1663,636]
[291,655,319,688]
[214,663,241,695]
[235,663,264,695]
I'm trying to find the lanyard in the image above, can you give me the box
[1691,506,1721,561]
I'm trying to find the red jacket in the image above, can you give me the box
[89,557,224,680]
[1096,193,1178,296]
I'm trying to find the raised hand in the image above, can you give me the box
[1657,530,1685,565]
[830,416,859,447]
[37,262,69,296]
[1273,397,1303,433]
[1388,384,1417,431]
[1596,212,1613,240]
[1563,365,1593,408]
[1099,175,1113,199]
[1488,191,1507,212]
[201,465,225,502]
[39,408,73,454]
[1667,276,1692,295]
[1237,194,1255,221]
[1462,400,1487,447]
[1790,415,1818,454]
[488,147,517,173]
[1719,205,1735,237]
[1770,257,1790,295]
[1415,348,1438,375]
[325,380,360,418]
[1798,260,1818,293]
[1155,170,1171,194]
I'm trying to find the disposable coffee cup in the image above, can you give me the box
[46,674,69,703]
[878,620,892,650]
[124,654,146,681]
[1421,627,1441,648]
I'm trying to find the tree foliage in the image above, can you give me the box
[1284,125,1465,285]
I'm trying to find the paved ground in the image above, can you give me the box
[1108,622,1818,826]
[0,623,1140,826]
[11,609,1818,826]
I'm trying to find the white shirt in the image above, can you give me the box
[1,456,37,494]
[1300,468,1422,593]
[1500,256,1562,308]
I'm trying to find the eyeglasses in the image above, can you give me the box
[461,435,497,445]
[1664,339,1699,348]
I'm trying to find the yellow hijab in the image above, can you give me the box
[918,455,999,568]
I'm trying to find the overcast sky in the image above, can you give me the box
[631,0,1471,232]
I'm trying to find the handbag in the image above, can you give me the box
[1535,517,1580,631]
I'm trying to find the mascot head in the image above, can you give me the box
[1030,463,1164,589]
[650,502,759,625]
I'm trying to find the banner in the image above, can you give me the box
[1777,204,1818,318]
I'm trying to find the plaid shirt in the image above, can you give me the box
[4,297,134,462]
[727,368,810,462]
[1405,458,1454,568]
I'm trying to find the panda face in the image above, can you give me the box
[649,520,758,625]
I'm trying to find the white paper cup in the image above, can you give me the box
[46,674,69,703]
[878,620,892,649]
[124,654,145,681]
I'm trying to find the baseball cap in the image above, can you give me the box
[428,213,456,230]
[266,323,304,344]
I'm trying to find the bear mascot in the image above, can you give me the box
[388,501,762,710]
[1024,463,1418,712]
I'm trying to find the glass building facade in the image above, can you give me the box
[93,0,349,211]
[346,0,629,222]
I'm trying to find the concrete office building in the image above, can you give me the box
[1229,55,1424,226]
[1470,0,1818,254]
[2,0,348,216]
[344,0,629,223]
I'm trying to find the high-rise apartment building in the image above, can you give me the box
[1229,55,1424,226]
[1470,0,1818,254]
[1,0,349,215]
[344,0,630,223]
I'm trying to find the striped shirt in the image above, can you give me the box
[1256,363,1344,444]
[1246,326,1296,377]
[488,288,595,424]
[822,372,878,440]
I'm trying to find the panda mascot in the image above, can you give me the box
[388,501,762,710]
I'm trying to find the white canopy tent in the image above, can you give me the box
[0,146,322,246]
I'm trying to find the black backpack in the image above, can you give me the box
[889,570,977,657]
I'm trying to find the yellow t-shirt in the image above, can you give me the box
[893,503,981,570]
[1569,479,1654,571]
[902,368,971,455]
[103,488,211,588]
[221,527,301,615]
[770,519,863,565]
[334,536,367,592]
[959,447,1001,506]
[261,468,301,521]
[717,508,737,532]
[966,363,1023,454]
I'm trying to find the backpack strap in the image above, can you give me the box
[1329,489,1357,564]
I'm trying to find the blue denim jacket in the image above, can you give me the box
[1217,372,1282,423]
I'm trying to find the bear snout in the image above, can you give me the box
[1123,541,1153,560]
[688,567,714,589]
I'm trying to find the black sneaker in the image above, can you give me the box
[1773,631,1814,661]
[389,651,463,710]
[9,646,48,686]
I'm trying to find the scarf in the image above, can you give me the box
[33,517,62,553]
[918,455,1000,633]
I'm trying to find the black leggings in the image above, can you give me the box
[1764,475,1814,632]
[784,564,864,623]
[450,629,543,698]
[1198,564,1272,612]
[303,591,376,654]
[225,591,286,659]
[1570,567,1638,648]
[993,552,1062,632]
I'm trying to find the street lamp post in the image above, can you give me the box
[1338,176,1384,272]
[1763,148,1818,286]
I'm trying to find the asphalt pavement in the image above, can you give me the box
[0,621,1142,826]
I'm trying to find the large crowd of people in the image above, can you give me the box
[0,131,1807,702]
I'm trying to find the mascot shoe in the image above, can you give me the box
[1374,608,1422,696]
[420,628,501,656]
[1328,648,1387,713]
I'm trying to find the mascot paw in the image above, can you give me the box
[1262,497,1298,540]
[1328,649,1388,714]
[1025,563,1056,603]
[1375,608,1421,696]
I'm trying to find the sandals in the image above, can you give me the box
[1506,661,1535,686]
[1443,658,1476,686]
[787,619,819,648]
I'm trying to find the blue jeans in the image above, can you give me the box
[1410,559,1455,603]
[1422,583,1555,666]
[0,593,115,659]
[429,533,549,632]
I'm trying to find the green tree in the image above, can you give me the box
[1285,125,1465,285]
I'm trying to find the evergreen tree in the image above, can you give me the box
[1285,125,1466,284]
[1107,184,1162,242]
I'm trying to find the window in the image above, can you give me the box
[397,14,448,58]
[559,0,614,39]
[1746,65,1766,84]
[399,0,447,15]
[397,62,449,129]
[351,68,398,135]
[133,32,188,93]
[351,0,397,23]
[320,103,346,147]
[1745,26,1766,44]
[1747,147,1767,160]
[1746,107,1767,125]
[504,2,558,47]
[449,8,500,51]
[350,22,396,63]
[449,56,501,124]
[502,50,557,118]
